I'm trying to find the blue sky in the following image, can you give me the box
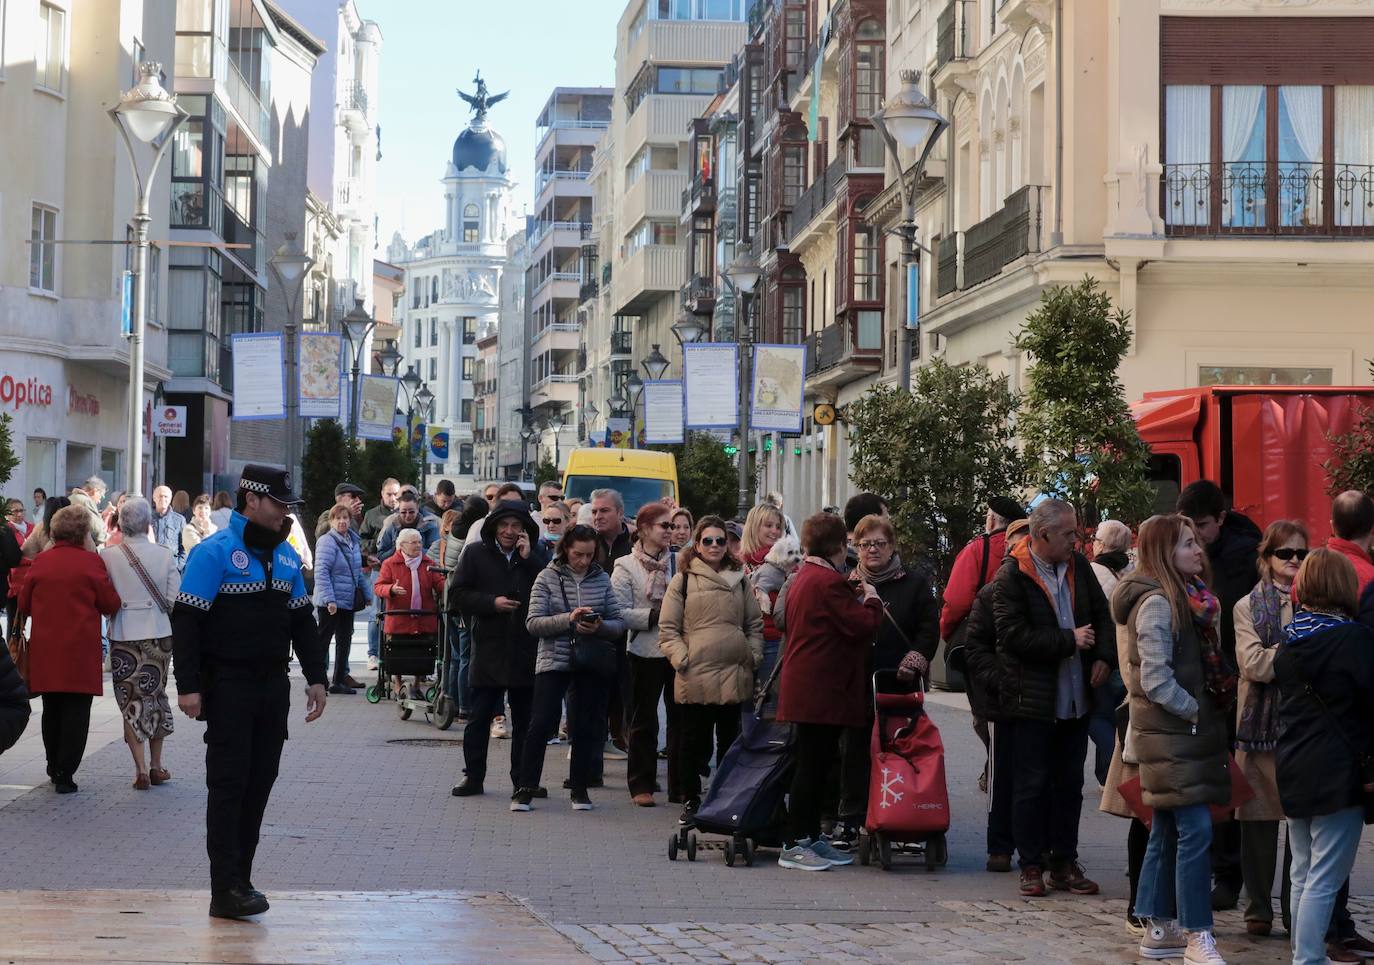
[371,0,623,251]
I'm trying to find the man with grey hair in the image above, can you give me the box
[991,497,1114,899]
[68,476,109,548]
[151,485,187,569]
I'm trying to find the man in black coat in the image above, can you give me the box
[0,641,30,755]
[448,500,548,799]
[991,499,1113,899]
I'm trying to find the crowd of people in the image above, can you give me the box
[2,468,1374,964]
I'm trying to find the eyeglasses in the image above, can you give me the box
[544,493,563,501]
[857,540,890,551]
[656,522,674,530]
[541,517,564,526]
[1271,547,1309,562]
[699,536,728,547]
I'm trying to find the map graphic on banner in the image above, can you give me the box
[642,380,684,444]
[427,426,450,462]
[356,375,399,441]
[682,343,738,429]
[230,333,285,420]
[750,344,807,433]
[298,334,343,417]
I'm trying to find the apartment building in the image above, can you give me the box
[0,0,176,497]
[473,325,498,480]
[577,129,621,447]
[527,86,611,468]
[497,231,529,479]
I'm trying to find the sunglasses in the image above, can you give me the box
[699,536,728,547]
[1271,547,1308,562]
[655,522,674,530]
[541,517,564,525]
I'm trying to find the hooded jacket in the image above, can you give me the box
[447,501,548,689]
[1205,510,1262,658]
[526,560,625,674]
[1111,572,1230,810]
[659,558,764,706]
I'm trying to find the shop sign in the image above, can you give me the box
[68,387,101,417]
[155,406,187,437]
[0,375,54,411]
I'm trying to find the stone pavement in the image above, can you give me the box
[2,619,1373,963]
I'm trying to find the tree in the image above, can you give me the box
[533,456,560,487]
[1324,359,1374,497]
[652,432,737,520]
[359,435,418,500]
[847,362,1025,584]
[301,420,349,524]
[1015,275,1155,528]
[0,413,20,489]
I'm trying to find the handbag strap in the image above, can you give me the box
[120,542,172,615]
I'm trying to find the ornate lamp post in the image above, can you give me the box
[269,233,315,482]
[341,301,378,453]
[721,251,762,518]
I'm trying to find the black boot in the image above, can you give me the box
[451,778,484,797]
[209,886,270,919]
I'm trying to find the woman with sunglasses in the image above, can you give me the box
[538,501,570,556]
[1231,519,1306,938]
[658,515,763,826]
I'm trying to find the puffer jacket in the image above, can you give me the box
[0,640,30,754]
[658,559,764,705]
[312,527,370,610]
[612,550,673,659]
[526,561,625,674]
[1112,572,1230,810]
[961,581,1001,721]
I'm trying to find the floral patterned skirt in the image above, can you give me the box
[110,637,175,743]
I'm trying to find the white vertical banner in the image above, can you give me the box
[298,333,344,417]
[750,343,807,433]
[642,379,685,444]
[356,375,399,441]
[683,343,738,429]
[231,333,286,420]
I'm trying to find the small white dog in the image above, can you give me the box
[752,534,802,614]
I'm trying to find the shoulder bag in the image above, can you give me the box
[557,575,616,677]
[7,609,29,684]
[334,531,367,611]
[120,542,172,615]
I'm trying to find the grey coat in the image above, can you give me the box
[526,561,626,674]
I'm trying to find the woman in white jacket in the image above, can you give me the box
[99,497,181,790]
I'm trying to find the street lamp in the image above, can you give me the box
[545,408,566,468]
[720,250,761,518]
[519,423,536,480]
[415,382,435,492]
[642,344,670,381]
[395,364,425,487]
[376,340,403,377]
[671,311,706,347]
[872,68,949,392]
[269,232,315,485]
[110,62,188,495]
[341,300,378,455]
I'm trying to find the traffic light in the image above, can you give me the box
[723,443,739,456]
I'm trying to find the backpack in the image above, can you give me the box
[942,533,990,675]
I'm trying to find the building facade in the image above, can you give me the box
[497,231,530,479]
[0,0,176,500]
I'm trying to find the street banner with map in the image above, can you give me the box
[230,333,285,420]
[643,380,684,444]
[683,343,738,429]
[750,343,807,433]
[297,333,343,417]
[356,375,398,441]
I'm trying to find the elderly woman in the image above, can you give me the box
[315,502,371,695]
[1088,520,1135,786]
[18,506,121,793]
[1091,520,1134,598]
[374,527,446,700]
[538,501,570,556]
[181,495,217,555]
[100,497,180,789]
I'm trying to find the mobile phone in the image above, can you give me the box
[582,612,602,622]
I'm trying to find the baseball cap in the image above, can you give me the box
[239,465,300,505]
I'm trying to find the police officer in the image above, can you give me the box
[171,465,328,920]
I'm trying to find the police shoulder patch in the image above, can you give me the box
[229,549,250,571]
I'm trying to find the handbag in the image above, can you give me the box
[557,576,616,677]
[1117,755,1255,828]
[120,542,171,615]
[6,610,29,684]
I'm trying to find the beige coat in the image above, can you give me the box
[1232,586,1289,822]
[658,559,764,705]
[1101,622,1140,820]
[100,535,181,641]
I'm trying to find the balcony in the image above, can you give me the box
[936,234,959,298]
[535,118,610,157]
[531,321,581,354]
[624,170,687,225]
[609,330,633,359]
[531,271,581,301]
[224,205,264,276]
[1162,161,1374,238]
[341,81,370,131]
[224,58,271,151]
[530,373,580,407]
[681,173,717,219]
[787,156,847,251]
[804,314,883,392]
[614,244,680,316]
[336,178,362,218]
[529,220,593,252]
[579,278,599,302]
[681,274,717,316]
[960,184,1047,289]
[535,169,592,200]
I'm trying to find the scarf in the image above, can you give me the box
[1237,580,1286,752]
[1186,577,1236,711]
[1284,608,1351,644]
[244,517,290,550]
[1094,550,1130,575]
[402,553,425,610]
[633,544,669,604]
[857,551,905,585]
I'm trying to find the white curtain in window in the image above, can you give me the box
[1222,86,1265,227]
[1165,85,1210,226]
[1222,86,1264,160]
[1335,86,1374,228]
[1280,86,1323,226]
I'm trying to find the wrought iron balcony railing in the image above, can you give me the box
[1163,160,1374,237]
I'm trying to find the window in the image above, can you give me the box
[1335,86,1374,226]
[426,317,435,346]
[131,38,144,85]
[99,449,122,490]
[459,443,474,475]
[413,319,422,348]
[462,357,474,380]
[656,66,725,95]
[37,3,65,92]
[174,0,214,79]
[625,219,678,256]
[429,357,437,381]
[783,4,806,71]
[29,205,56,291]
[780,280,805,344]
[412,277,421,309]
[853,224,880,302]
[462,316,476,344]
[463,204,480,243]
[25,438,57,498]
[781,145,805,207]
[461,399,473,423]
[124,228,162,325]
[649,0,744,20]
[431,276,439,303]
[854,21,884,120]
[625,145,679,188]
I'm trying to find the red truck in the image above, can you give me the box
[1133,386,1374,545]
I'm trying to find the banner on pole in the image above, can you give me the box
[119,271,134,337]
[298,333,344,417]
[356,375,398,441]
[427,426,450,462]
[606,417,632,449]
[230,333,286,420]
[750,344,807,434]
[642,380,684,444]
[906,262,920,330]
[683,343,738,429]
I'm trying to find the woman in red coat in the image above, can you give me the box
[18,505,121,793]
[373,527,445,700]
[776,511,883,871]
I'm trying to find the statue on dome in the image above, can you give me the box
[457,71,508,126]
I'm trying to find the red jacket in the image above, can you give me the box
[776,559,883,728]
[373,551,445,636]
[939,530,1007,640]
[18,544,121,696]
[1327,537,1374,596]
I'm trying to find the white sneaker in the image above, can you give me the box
[490,716,508,739]
[1183,930,1225,965]
[1139,919,1188,960]
[367,656,378,671]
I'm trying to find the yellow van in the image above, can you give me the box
[562,448,679,518]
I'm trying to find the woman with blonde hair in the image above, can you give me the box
[1110,513,1232,965]
[739,503,784,571]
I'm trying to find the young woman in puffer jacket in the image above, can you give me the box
[513,524,625,813]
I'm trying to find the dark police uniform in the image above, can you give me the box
[171,466,325,910]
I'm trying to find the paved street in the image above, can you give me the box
[2,621,1373,963]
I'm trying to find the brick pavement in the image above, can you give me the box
[2,625,1373,963]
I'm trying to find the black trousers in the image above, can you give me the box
[626,654,678,798]
[518,670,610,792]
[203,670,289,895]
[40,692,92,781]
[316,607,355,685]
[1007,714,1090,870]
[462,685,532,787]
[1127,817,1152,919]
[838,721,871,824]
[1211,715,1243,892]
[987,720,1017,856]
[787,722,844,844]
[677,702,740,802]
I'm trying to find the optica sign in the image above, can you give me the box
[0,376,54,411]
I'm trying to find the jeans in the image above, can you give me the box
[367,614,380,659]
[1007,714,1090,870]
[455,622,473,713]
[1282,827,1354,939]
[625,654,678,798]
[987,720,1016,857]
[1288,807,1365,965]
[316,607,355,685]
[1088,676,1123,786]
[1136,803,1214,932]
[518,670,610,792]
[461,685,532,787]
[787,722,844,844]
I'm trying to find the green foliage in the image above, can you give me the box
[1015,276,1155,528]
[847,361,1026,585]
[1324,360,1374,497]
[652,432,738,520]
[359,435,418,501]
[533,456,560,487]
[0,413,20,488]
[301,420,351,523]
